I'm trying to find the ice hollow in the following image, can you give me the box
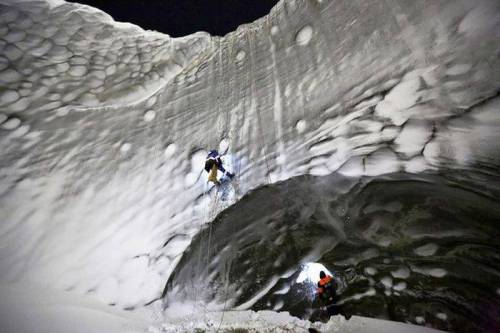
[0,0,499,332]
[167,172,500,331]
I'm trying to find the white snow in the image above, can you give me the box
[412,267,448,278]
[236,50,246,62]
[184,172,199,187]
[394,121,432,156]
[144,110,156,122]
[364,267,377,276]
[385,78,421,110]
[393,282,407,291]
[0,68,22,83]
[273,285,290,295]
[414,243,439,257]
[364,149,401,176]
[30,39,53,57]
[158,308,440,333]
[0,283,149,333]
[458,2,500,37]
[9,97,30,112]
[296,262,332,283]
[405,156,430,173]
[219,138,230,153]
[4,44,23,61]
[234,276,281,310]
[338,157,365,177]
[391,267,411,279]
[1,117,21,130]
[436,312,448,321]
[347,288,377,301]
[0,90,20,105]
[5,30,25,43]
[427,268,447,278]
[120,142,132,153]
[68,65,88,77]
[190,150,207,172]
[0,0,498,331]
[446,64,472,76]
[272,300,284,311]
[295,25,313,45]
[296,119,307,133]
[381,276,393,289]
[164,143,177,157]
[10,124,30,137]
[145,96,157,108]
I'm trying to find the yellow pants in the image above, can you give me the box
[208,164,218,183]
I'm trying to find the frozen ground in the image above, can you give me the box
[158,307,443,333]
[0,281,442,333]
[0,0,499,332]
[0,282,150,333]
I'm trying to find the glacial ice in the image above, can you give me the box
[0,0,499,332]
[295,25,313,46]
[413,243,439,257]
[364,267,377,276]
[1,117,21,130]
[380,276,393,289]
[393,282,407,292]
[390,267,411,280]
[436,313,448,321]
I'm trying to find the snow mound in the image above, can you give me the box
[0,283,149,333]
[155,308,442,333]
[0,282,443,333]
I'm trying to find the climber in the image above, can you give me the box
[316,270,351,320]
[317,270,336,307]
[204,149,234,185]
[316,270,339,317]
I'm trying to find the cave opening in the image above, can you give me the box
[165,171,500,332]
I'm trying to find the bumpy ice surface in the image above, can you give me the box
[1,0,499,332]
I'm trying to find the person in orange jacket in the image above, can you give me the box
[316,270,351,319]
[317,270,336,305]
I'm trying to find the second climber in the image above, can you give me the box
[204,149,235,185]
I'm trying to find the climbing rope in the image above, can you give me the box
[213,36,242,332]
[213,31,280,332]
[192,37,230,325]
[199,31,276,331]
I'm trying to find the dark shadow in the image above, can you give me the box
[163,171,500,332]
[67,0,280,37]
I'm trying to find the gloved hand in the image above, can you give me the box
[227,172,235,179]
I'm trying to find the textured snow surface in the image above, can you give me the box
[0,0,499,331]
[156,309,442,333]
[0,282,441,333]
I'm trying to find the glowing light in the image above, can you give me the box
[296,262,332,283]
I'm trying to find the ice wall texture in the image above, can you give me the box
[1,0,499,311]
[167,172,500,331]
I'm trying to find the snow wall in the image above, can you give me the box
[0,0,499,331]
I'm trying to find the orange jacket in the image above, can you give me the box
[317,275,333,295]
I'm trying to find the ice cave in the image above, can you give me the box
[0,0,499,332]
